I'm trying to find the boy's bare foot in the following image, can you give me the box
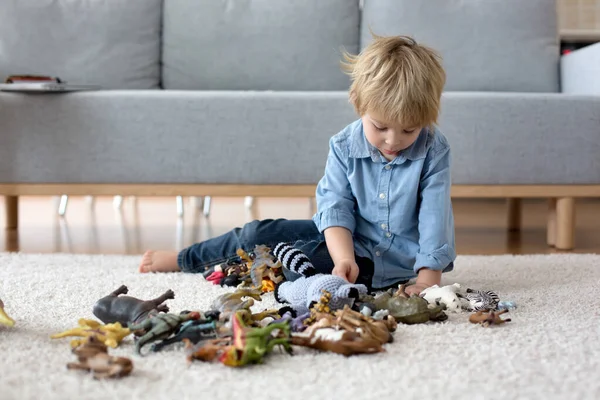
[139,250,180,273]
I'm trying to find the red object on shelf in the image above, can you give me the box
[5,75,62,84]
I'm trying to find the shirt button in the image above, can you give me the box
[385,232,392,238]
[375,251,381,256]
[385,165,391,170]
[379,193,385,199]
[381,223,387,230]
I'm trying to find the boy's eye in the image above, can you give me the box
[403,129,416,134]
[374,125,386,131]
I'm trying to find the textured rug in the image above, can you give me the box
[1,252,599,400]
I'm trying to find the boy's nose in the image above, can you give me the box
[385,135,401,146]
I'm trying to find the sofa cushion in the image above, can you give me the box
[161,0,360,90]
[0,91,356,184]
[439,92,600,184]
[0,0,161,89]
[361,0,560,92]
[1,91,598,185]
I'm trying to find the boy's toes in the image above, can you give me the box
[138,250,180,273]
[139,251,155,273]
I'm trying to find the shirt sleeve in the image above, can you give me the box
[312,136,357,234]
[413,140,457,273]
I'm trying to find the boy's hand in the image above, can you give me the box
[404,267,442,296]
[332,259,359,283]
[404,282,431,296]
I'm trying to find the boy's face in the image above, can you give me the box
[362,111,422,162]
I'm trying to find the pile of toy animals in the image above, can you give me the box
[48,283,403,378]
[201,245,285,292]
[3,244,515,380]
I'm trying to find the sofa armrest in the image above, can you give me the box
[560,42,600,95]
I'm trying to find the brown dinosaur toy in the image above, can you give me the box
[67,336,133,379]
[469,309,511,327]
[93,285,174,326]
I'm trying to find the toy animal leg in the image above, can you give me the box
[111,285,128,296]
[136,332,173,356]
[51,328,88,339]
[149,290,175,308]
[156,304,169,313]
[259,322,290,337]
[66,362,90,371]
[267,338,293,354]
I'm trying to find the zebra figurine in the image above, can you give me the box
[465,288,500,311]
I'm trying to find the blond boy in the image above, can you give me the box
[139,34,456,295]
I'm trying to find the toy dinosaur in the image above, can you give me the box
[469,309,511,327]
[66,336,133,379]
[51,318,132,348]
[235,308,283,327]
[184,337,232,364]
[127,311,201,355]
[358,284,447,324]
[217,310,293,367]
[0,298,15,327]
[209,288,263,323]
[183,310,293,367]
[93,285,174,326]
[150,319,219,352]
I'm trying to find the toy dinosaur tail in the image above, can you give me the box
[273,243,316,277]
[0,302,15,327]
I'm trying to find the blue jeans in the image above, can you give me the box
[177,218,386,290]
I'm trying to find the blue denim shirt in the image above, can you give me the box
[312,119,456,288]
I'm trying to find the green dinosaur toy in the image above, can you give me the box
[128,311,200,355]
[218,310,292,367]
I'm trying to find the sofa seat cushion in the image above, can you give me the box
[161,0,360,90]
[440,92,600,184]
[0,0,161,89]
[0,91,597,186]
[0,91,356,184]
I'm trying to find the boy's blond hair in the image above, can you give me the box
[341,33,446,129]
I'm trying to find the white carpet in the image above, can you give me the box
[1,252,599,400]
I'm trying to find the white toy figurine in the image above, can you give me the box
[420,283,470,312]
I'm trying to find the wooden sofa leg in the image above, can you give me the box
[5,196,18,230]
[507,198,522,231]
[555,197,575,250]
[547,198,557,247]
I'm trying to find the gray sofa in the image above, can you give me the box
[1,0,599,250]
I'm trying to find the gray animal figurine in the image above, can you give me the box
[93,285,174,326]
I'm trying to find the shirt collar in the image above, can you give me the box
[348,121,432,163]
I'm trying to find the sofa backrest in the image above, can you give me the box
[360,0,560,92]
[161,0,360,91]
[0,0,161,89]
[0,0,560,93]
